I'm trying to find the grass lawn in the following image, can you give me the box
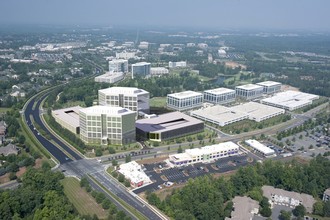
[62,177,107,219]
[150,97,167,108]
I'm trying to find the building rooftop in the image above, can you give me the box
[324,188,330,195]
[95,72,124,78]
[256,81,282,87]
[231,102,284,120]
[226,196,259,220]
[204,87,235,95]
[99,87,149,95]
[136,111,203,133]
[0,143,19,156]
[185,141,239,157]
[168,91,203,99]
[236,84,263,90]
[52,106,82,128]
[191,105,249,123]
[245,139,275,155]
[132,62,151,66]
[118,161,151,186]
[80,105,135,116]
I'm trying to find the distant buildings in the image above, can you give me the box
[235,84,264,100]
[79,106,136,145]
[168,141,239,166]
[118,161,151,187]
[225,196,259,220]
[245,139,275,157]
[168,61,187,68]
[52,106,82,134]
[108,59,128,72]
[262,185,316,213]
[167,91,203,111]
[94,72,124,84]
[203,88,236,105]
[116,51,136,59]
[261,90,319,111]
[98,87,150,113]
[150,67,169,76]
[131,62,151,78]
[256,81,282,94]
[136,111,204,142]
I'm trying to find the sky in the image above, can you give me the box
[1,0,330,31]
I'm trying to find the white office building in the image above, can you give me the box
[236,84,264,100]
[204,88,236,105]
[261,90,319,111]
[169,141,239,166]
[150,67,169,76]
[131,62,151,78]
[167,91,203,111]
[116,51,136,59]
[230,102,285,122]
[245,139,275,157]
[52,106,82,134]
[118,161,151,188]
[79,106,136,145]
[108,59,128,72]
[94,72,124,84]
[191,105,249,126]
[168,61,187,68]
[98,87,150,113]
[256,81,282,94]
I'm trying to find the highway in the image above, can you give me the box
[23,92,166,220]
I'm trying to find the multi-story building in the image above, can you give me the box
[168,61,187,68]
[79,106,136,145]
[256,81,282,94]
[94,72,124,84]
[52,106,82,134]
[150,67,169,76]
[108,59,128,72]
[131,62,151,78]
[235,84,264,100]
[115,51,136,59]
[167,91,203,111]
[98,87,150,113]
[204,88,236,104]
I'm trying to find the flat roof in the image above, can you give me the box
[132,62,150,66]
[191,105,249,123]
[95,72,124,78]
[231,102,284,120]
[167,90,203,99]
[136,111,203,133]
[261,90,319,109]
[204,87,235,95]
[245,139,275,155]
[229,196,259,220]
[236,84,263,90]
[186,141,239,157]
[52,106,82,128]
[99,87,149,95]
[256,81,282,87]
[80,105,135,116]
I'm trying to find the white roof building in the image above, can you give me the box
[94,72,124,84]
[52,106,82,134]
[236,84,264,100]
[150,67,169,76]
[168,61,187,68]
[261,90,319,111]
[118,161,151,187]
[245,139,275,157]
[256,81,282,94]
[203,88,236,105]
[191,105,249,126]
[167,91,203,111]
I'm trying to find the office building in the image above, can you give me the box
[150,67,169,76]
[131,62,151,78]
[98,87,150,113]
[108,59,128,72]
[118,161,151,188]
[94,72,124,84]
[256,81,282,94]
[136,111,204,142]
[79,106,136,145]
[245,139,275,157]
[261,90,319,111]
[203,88,236,105]
[116,51,136,59]
[235,84,264,100]
[168,61,187,68]
[168,141,239,166]
[52,106,82,134]
[167,91,203,111]
[191,105,249,126]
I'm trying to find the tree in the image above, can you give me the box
[96,192,106,204]
[279,210,291,220]
[125,155,131,163]
[95,148,103,157]
[293,204,306,217]
[108,147,116,154]
[313,201,324,216]
[18,134,25,144]
[102,199,111,210]
[112,160,118,166]
[118,174,125,183]
[324,201,330,217]
[177,145,183,153]
[259,197,272,217]
[108,203,118,215]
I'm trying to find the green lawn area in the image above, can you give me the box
[0,107,10,113]
[150,97,167,108]
[61,177,107,219]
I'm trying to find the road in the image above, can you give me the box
[23,91,165,220]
